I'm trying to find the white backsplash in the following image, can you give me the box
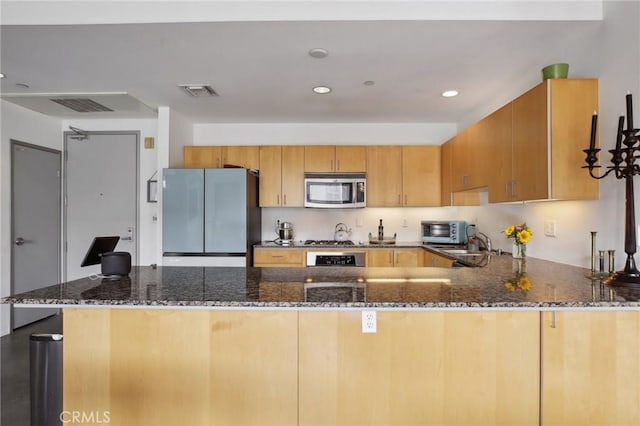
[261,206,477,244]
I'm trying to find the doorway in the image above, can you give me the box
[64,131,138,281]
[11,140,61,329]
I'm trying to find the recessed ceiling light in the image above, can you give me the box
[0,73,5,79]
[442,90,459,97]
[363,80,375,86]
[308,48,328,59]
[313,86,332,94]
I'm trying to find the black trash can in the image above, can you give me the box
[30,334,63,426]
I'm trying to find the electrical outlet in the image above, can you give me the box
[362,310,377,333]
[544,220,557,237]
[401,218,408,228]
[356,216,363,227]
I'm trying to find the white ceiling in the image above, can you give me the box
[0,1,604,125]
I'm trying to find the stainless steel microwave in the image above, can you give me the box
[421,220,467,244]
[304,173,366,208]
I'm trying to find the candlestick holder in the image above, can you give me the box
[583,93,640,288]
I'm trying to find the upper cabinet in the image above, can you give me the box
[451,122,488,192]
[184,146,222,168]
[402,146,441,207]
[366,146,403,207]
[508,79,598,202]
[486,103,514,203]
[304,146,366,172]
[367,145,441,207]
[183,146,259,169]
[259,145,305,207]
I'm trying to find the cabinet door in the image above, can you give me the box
[259,146,282,207]
[281,146,304,207]
[486,103,514,203]
[222,146,259,170]
[366,146,403,207]
[299,311,539,426]
[542,311,640,426]
[512,82,548,201]
[440,140,453,207]
[423,251,454,268]
[304,146,335,172]
[335,146,366,172]
[394,249,423,267]
[548,79,599,200]
[402,145,441,207]
[367,249,394,267]
[183,146,222,168]
[450,131,469,192]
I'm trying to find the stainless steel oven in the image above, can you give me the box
[305,251,366,267]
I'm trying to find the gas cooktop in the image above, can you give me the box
[304,240,355,246]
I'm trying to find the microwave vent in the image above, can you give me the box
[49,98,114,112]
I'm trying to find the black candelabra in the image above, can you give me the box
[583,93,640,287]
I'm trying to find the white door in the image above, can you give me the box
[11,141,61,329]
[64,132,138,280]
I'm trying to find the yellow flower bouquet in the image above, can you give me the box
[503,223,532,258]
[504,275,532,293]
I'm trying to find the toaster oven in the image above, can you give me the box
[421,220,468,244]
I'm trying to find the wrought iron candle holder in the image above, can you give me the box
[583,93,640,288]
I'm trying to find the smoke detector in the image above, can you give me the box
[178,84,218,97]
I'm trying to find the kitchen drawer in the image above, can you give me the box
[254,248,304,267]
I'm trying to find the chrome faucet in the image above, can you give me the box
[476,232,492,252]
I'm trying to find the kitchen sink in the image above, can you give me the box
[440,249,484,256]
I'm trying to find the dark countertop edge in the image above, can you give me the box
[7,299,640,310]
[255,241,426,249]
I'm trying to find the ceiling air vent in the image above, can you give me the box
[50,98,114,112]
[178,84,218,97]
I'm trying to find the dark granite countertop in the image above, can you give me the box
[3,255,640,309]
[256,240,425,249]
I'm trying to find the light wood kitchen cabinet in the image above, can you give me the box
[440,140,453,206]
[64,309,298,426]
[367,248,423,267]
[183,146,222,168]
[221,146,259,170]
[258,145,304,207]
[304,145,366,172]
[541,311,640,426]
[402,145,441,207]
[259,282,304,302]
[451,123,487,192]
[423,250,454,268]
[366,145,403,206]
[486,103,514,203]
[298,310,540,426]
[253,248,305,267]
[508,78,599,201]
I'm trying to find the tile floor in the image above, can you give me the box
[1,314,63,426]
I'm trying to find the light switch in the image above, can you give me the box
[544,220,557,237]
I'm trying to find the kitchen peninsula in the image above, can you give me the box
[4,257,640,426]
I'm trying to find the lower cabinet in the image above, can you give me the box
[299,310,540,426]
[367,248,424,267]
[541,311,640,426]
[63,309,298,426]
[423,250,455,267]
[253,248,305,267]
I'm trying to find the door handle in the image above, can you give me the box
[15,237,26,246]
[120,227,134,242]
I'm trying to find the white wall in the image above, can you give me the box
[0,101,63,335]
[168,109,193,167]
[194,123,456,146]
[62,118,160,266]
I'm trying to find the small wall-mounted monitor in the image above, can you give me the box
[80,236,120,267]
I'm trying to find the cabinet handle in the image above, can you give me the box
[398,194,401,205]
[551,312,557,329]
[283,194,287,206]
[271,255,284,258]
[389,252,393,265]
[404,195,408,205]
[395,253,399,264]
[331,160,334,171]
[276,194,280,205]
[337,159,340,171]
[512,181,517,198]
[505,182,510,197]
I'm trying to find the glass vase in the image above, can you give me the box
[513,243,526,259]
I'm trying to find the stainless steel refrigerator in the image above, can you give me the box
[162,168,261,266]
